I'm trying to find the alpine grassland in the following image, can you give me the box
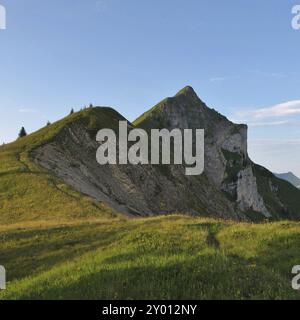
[0,215,300,300]
[0,107,300,300]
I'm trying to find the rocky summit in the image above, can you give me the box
[9,87,300,221]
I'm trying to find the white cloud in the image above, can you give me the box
[230,100,300,127]
[249,100,300,119]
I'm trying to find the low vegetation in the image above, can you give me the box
[0,215,299,300]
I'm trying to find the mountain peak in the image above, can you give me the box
[175,86,198,99]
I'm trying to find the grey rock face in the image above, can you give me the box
[32,119,237,219]
[135,86,270,217]
[236,167,270,217]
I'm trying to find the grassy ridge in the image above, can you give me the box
[1,215,299,300]
[0,108,123,224]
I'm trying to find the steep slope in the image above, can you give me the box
[134,86,300,220]
[275,172,300,189]
[32,108,237,219]
[1,105,235,223]
[0,108,119,223]
[254,166,300,219]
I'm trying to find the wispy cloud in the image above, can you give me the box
[248,70,288,79]
[248,100,300,119]
[249,139,300,147]
[210,77,226,82]
[209,75,240,82]
[95,0,110,13]
[247,120,300,128]
[18,108,36,113]
[210,70,288,84]
[230,100,300,127]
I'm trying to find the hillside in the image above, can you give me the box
[1,87,300,223]
[0,215,300,300]
[0,108,122,224]
[275,172,300,189]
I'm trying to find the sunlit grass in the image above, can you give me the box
[0,215,299,300]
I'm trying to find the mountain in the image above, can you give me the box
[134,86,300,220]
[1,86,300,222]
[275,172,300,189]
[32,104,236,219]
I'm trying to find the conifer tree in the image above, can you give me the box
[18,127,27,138]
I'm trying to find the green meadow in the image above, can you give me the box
[0,215,300,300]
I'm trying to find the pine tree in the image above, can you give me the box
[89,103,93,108]
[18,127,27,138]
[70,108,74,115]
[46,121,51,126]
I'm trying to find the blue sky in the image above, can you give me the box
[0,0,300,175]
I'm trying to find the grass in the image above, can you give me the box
[0,215,300,300]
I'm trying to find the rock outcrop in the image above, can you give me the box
[31,87,300,221]
[134,86,272,217]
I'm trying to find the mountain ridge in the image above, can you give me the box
[1,86,300,222]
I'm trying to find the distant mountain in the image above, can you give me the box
[274,172,300,189]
